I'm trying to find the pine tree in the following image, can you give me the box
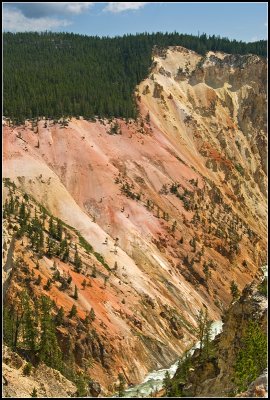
[39,295,62,369]
[230,280,240,302]
[31,387,38,397]
[55,306,65,326]
[91,265,97,278]
[44,278,52,291]
[74,246,82,272]
[23,362,32,376]
[163,370,171,394]
[46,237,54,258]
[69,304,77,318]
[74,285,78,300]
[118,373,126,397]
[89,308,95,322]
[56,218,63,241]
[3,305,15,347]
[171,220,177,232]
[21,292,37,351]
[195,308,213,360]
[48,216,55,237]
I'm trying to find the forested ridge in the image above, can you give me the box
[3,31,267,123]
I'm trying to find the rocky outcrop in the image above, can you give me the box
[169,279,267,397]
[236,370,268,398]
[3,346,77,398]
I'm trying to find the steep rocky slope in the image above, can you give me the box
[166,279,267,397]
[3,345,76,398]
[3,46,267,394]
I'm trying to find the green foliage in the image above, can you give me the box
[163,370,172,392]
[117,373,126,397]
[69,304,77,318]
[55,306,65,326]
[56,218,63,241]
[93,252,110,271]
[3,305,15,348]
[78,234,93,253]
[23,362,32,376]
[74,372,88,397]
[78,232,110,270]
[3,32,266,123]
[235,163,244,176]
[195,309,214,361]
[3,177,17,190]
[44,278,52,291]
[91,265,97,278]
[74,246,82,272]
[21,292,38,351]
[258,277,267,297]
[60,238,69,262]
[108,121,121,135]
[234,321,267,392]
[230,280,240,302]
[74,285,78,300]
[89,308,96,322]
[39,295,62,369]
[167,351,192,397]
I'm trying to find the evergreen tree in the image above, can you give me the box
[60,239,69,262]
[3,305,15,348]
[74,246,82,272]
[46,237,54,258]
[44,278,52,291]
[91,265,97,278]
[48,216,54,236]
[23,362,32,376]
[171,220,177,232]
[4,32,266,124]
[230,280,240,302]
[235,321,267,392]
[163,370,172,394]
[55,306,65,326]
[117,373,126,397]
[195,308,213,360]
[69,304,77,318]
[39,295,62,369]
[21,292,37,351]
[74,285,78,300]
[89,308,95,322]
[31,387,38,397]
[56,218,63,241]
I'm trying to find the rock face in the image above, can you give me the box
[236,369,268,398]
[169,280,267,397]
[3,346,77,398]
[2,46,267,393]
[89,380,102,397]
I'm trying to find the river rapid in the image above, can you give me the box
[120,320,223,398]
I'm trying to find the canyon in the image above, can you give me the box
[3,46,267,396]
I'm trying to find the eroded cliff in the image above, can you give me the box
[3,46,267,394]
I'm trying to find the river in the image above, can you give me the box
[120,320,223,398]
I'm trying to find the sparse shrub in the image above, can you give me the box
[31,387,37,397]
[258,277,267,297]
[23,362,32,376]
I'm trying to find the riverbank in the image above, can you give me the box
[120,320,223,398]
